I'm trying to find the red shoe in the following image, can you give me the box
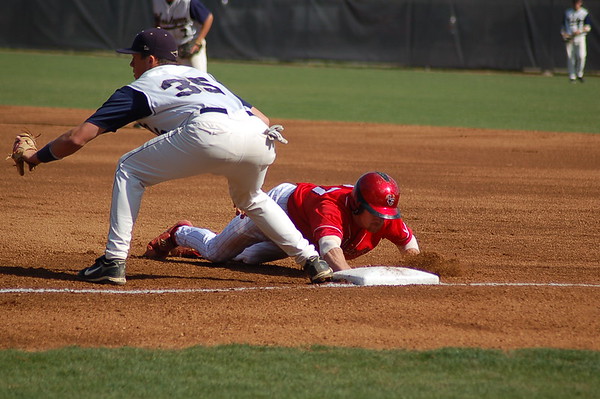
[143,220,193,259]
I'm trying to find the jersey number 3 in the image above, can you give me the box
[161,77,225,97]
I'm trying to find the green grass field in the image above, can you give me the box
[1,50,598,133]
[1,50,599,398]
[2,346,599,399]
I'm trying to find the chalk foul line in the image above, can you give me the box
[1,281,600,295]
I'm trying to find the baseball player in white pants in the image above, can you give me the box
[20,28,333,285]
[561,0,592,82]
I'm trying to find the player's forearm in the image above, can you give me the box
[396,235,420,258]
[27,122,104,165]
[318,235,350,272]
[323,247,351,272]
[196,14,213,44]
[250,107,270,126]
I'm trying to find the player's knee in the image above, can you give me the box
[231,191,269,213]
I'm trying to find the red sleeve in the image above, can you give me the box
[382,218,414,247]
[311,199,346,241]
[287,183,352,246]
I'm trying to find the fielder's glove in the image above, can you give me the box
[7,131,38,176]
[178,41,200,59]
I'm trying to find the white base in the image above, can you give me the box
[332,266,440,286]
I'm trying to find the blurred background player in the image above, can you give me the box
[144,172,420,273]
[561,0,592,83]
[153,0,213,72]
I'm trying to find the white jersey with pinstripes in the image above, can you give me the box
[563,7,590,36]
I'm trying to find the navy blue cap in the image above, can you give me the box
[117,28,178,61]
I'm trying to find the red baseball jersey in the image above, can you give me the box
[287,183,414,260]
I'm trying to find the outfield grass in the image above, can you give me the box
[1,346,599,399]
[0,50,598,133]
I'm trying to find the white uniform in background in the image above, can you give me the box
[561,3,592,81]
[153,0,212,71]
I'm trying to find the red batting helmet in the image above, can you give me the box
[350,172,401,219]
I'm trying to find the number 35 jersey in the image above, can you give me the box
[86,65,251,135]
[130,65,249,135]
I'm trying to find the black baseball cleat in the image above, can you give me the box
[303,256,334,284]
[577,77,585,83]
[77,255,126,285]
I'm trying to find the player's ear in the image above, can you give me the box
[147,54,160,67]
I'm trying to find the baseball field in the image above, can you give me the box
[1,50,599,398]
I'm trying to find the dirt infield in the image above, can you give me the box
[1,106,599,351]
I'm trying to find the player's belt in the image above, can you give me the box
[200,107,228,114]
[200,107,254,117]
[200,107,254,116]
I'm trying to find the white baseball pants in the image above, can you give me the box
[181,39,208,72]
[566,36,587,79]
[174,183,296,264]
[104,110,317,265]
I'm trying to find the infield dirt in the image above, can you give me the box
[1,106,598,351]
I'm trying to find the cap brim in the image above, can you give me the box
[116,48,140,55]
[365,204,401,220]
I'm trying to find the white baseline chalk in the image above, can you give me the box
[1,281,600,295]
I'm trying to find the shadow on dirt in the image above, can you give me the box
[0,265,79,281]
[133,256,307,279]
